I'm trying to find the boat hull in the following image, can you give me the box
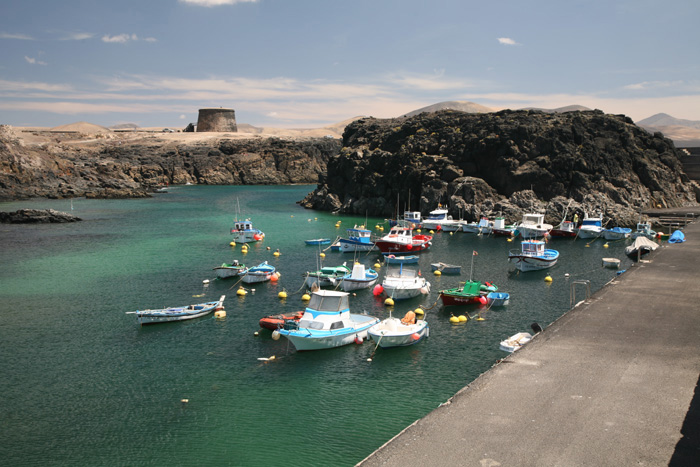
[135,296,224,325]
[213,266,245,278]
[382,279,430,300]
[340,277,378,291]
[241,273,272,283]
[439,293,484,306]
[549,229,577,238]
[486,292,510,307]
[577,227,603,239]
[338,238,376,252]
[384,255,420,264]
[430,262,461,274]
[279,315,380,351]
[508,254,558,272]
[499,332,532,352]
[368,319,429,348]
[374,238,431,255]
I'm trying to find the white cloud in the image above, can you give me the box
[0,79,70,92]
[497,37,519,46]
[24,56,47,66]
[0,32,34,40]
[179,114,186,119]
[60,32,94,41]
[102,34,139,43]
[180,0,258,6]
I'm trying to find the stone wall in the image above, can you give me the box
[197,108,237,132]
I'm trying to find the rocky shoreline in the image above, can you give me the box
[300,109,700,227]
[0,209,81,223]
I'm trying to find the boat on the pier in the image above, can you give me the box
[508,239,559,272]
[379,266,430,300]
[625,236,659,260]
[499,332,532,352]
[213,259,246,278]
[130,295,225,325]
[304,263,351,288]
[230,219,265,243]
[241,261,276,283]
[367,311,429,348]
[259,311,304,331]
[338,225,376,253]
[273,290,379,351]
[339,263,379,291]
[374,224,432,255]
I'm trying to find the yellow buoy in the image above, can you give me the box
[430,230,435,234]
[214,309,226,319]
[450,232,453,235]
[585,244,590,248]
[458,315,468,322]
[273,251,280,257]
[229,241,236,247]
[416,229,421,233]
[237,287,247,296]
[544,275,553,283]
[320,252,326,258]
[434,270,442,276]
[603,243,609,248]
[507,238,513,242]
[374,263,381,269]
[384,297,394,306]
[449,315,460,324]
[414,307,424,316]
[302,293,311,301]
[278,291,287,299]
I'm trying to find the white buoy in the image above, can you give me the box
[203,279,210,284]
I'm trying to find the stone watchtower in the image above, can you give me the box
[196,108,237,132]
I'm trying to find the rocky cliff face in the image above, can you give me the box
[0,125,339,200]
[300,109,700,226]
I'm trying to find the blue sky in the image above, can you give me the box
[1,0,699,128]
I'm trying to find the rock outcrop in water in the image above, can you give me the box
[0,125,340,200]
[0,209,81,223]
[299,109,700,226]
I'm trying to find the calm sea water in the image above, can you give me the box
[0,185,631,466]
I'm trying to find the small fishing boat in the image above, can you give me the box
[213,259,246,279]
[463,217,493,234]
[367,311,429,348]
[338,225,376,253]
[374,225,432,255]
[230,219,265,243]
[273,290,380,351]
[549,220,577,238]
[130,295,225,325]
[430,262,461,274]
[390,210,422,228]
[329,240,342,251]
[241,261,276,283]
[625,236,659,260]
[305,238,331,245]
[379,266,430,300]
[259,311,304,331]
[508,240,559,272]
[577,212,604,239]
[439,280,498,306]
[630,221,657,239]
[602,257,621,268]
[304,263,351,288]
[491,216,518,237]
[339,263,379,291]
[499,332,532,352]
[486,292,510,307]
[420,207,450,230]
[384,254,420,265]
[516,213,552,239]
[603,227,632,240]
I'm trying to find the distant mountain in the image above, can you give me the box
[403,101,494,117]
[110,123,140,130]
[520,105,593,113]
[636,113,700,147]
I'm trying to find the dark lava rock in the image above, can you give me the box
[299,109,700,226]
[0,208,82,223]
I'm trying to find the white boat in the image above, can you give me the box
[213,259,246,279]
[421,207,464,231]
[338,225,376,253]
[625,236,659,260]
[339,263,379,291]
[602,257,621,268]
[131,295,225,325]
[486,292,510,306]
[499,332,532,352]
[603,227,632,240]
[304,263,351,288]
[273,290,379,351]
[240,261,276,283]
[462,217,492,234]
[380,266,430,300]
[508,240,559,272]
[630,221,657,239]
[430,262,461,274]
[516,213,553,239]
[374,225,432,255]
[230,219,265,243]
[368,312,429,348]
[577,213,604,239]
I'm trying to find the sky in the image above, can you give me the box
[1,0,699,129]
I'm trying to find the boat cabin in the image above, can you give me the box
[424,209,450,222]
[403,211,421,224]
[521,213,545,225]
[347,226,373,243]
[232,220,254,231]
[478,217,492,229]
[521,240,546,256]
[297,291,351,330]
[493,217,506,229]
[384,226,413,244]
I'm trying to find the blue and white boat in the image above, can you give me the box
[305,238,331,245]
[630,221,657,239]
[130,295,225,325]
[230,219,265,243]
[339,263,379,291]
[273,290,380,351]
[367,311,429,348]
[508,240,559,272]
[486,292,510,307]
[384,254,420,265]
[603,226,632,240]
[577,213,604,239]
[338,225,376,253]
[241,261,276,283]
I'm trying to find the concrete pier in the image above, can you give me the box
[359,219,700,466]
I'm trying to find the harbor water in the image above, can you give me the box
[0,185,633,466]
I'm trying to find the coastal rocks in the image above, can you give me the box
[0,129,340,200]
[0,209,81,223]
[299,109,699,226]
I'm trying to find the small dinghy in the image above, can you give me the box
[367,311,429,348]
[241,261,276,283]
[130,295,225,325]
[430,262,461,274]
[305,238,331,245]
[486,292,510,307]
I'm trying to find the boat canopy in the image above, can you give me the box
[461,281,482,295]
[307,291,349,312]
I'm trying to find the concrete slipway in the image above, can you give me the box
[359,220,700,466]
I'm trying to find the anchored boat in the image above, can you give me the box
[367,311,429,348]
[130,295,225,325]
[508,240,559,272]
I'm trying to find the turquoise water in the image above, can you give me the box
[0,186,632,466]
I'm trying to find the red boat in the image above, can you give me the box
[259,311,304,331]
[373,225,432,255]
[549,220,577,238]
